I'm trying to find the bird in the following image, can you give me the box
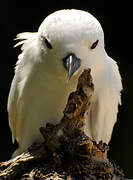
[8,9,122,157]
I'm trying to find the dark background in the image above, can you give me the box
[1,1,133,178]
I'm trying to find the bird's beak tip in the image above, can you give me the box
[67,73,71,82]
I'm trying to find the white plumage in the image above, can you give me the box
[8,9,122,157]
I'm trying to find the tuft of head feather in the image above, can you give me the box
[14,32,37,50]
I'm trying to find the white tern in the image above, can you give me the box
[8,9,122,157]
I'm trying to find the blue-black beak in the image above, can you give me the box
[63,53,81,80]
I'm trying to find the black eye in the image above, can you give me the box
[44,38,53,49]
[90,40,99,49]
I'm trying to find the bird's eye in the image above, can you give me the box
[90,40,99,49]
[44,38,53,49]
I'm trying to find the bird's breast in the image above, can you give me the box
[25,69,78,125]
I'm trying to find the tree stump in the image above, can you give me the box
[0,69,130,180]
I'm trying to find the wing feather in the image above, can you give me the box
[7,32,38,143]
[106,57,123,104]
[85,56,122,143]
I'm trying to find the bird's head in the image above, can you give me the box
[38,9,106,80]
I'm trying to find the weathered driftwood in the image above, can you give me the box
[0,69,129,180]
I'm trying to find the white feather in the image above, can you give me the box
[85,55,122,143]
[8,9,122,157]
